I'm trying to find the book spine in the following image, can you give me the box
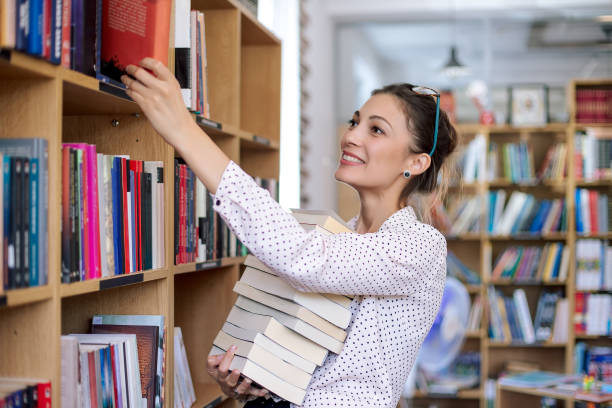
[89,146,101,279]
[29,158,38,286]
[145,172,152,270]
[3,156,11,289]
[12,158,21,288]
[174,160,179,264]
[27,0,43,55]
[60,0,70,67]
[121,158,130,274]
[15,0,28,51]
[50,0,62,63]
[22,158,29,287]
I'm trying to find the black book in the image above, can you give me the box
[174,159,179,264]
[144,172,152,270]
[11,158,21,288]
[216,213,223,260]
[22,158,30,287]
[70,149,80,282]
[206,192,214,261]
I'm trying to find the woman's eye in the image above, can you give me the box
[347,119,358,128]
[372,126,384,135]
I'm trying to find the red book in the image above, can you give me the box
[121,158,130,274]
[110,344,119,408]
[42,0,51,59]
[60,0,71,67]
[99,0,172,83]
[138,161,143,270]
[88,351,98,408]
[81,148,91,279]
[129,161,141,271]
[575,292,586,334]
[36,381,52,408]
[61,147,71,282]
[589,190,598,234]
[89,146,102,279]
[179,165,186,264]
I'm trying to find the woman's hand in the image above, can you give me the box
[207,346,269,402]
[120,58,197,149]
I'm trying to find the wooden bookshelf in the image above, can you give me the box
[0,1,281,407]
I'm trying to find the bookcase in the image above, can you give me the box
[338,80,612,408]
[0,1,281,407]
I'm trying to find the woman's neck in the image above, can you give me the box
[355,192,402,234]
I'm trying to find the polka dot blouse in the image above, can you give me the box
[212,160,447,408]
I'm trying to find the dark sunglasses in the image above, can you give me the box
[410,85,440,157]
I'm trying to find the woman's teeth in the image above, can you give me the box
[343,154,364,163]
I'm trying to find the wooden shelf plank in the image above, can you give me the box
[412,388,482,399]
[60,268,169,298]
[575,179,612,187]
[575,334,611,340]
[498,384,575,402]
[488,233,567,241]
[465,284,482,294]
[0,49,57,79]
[192,382,226,408]
[487,179,566,190]
[174,256,247,276]
[466,330,483,339]
[486,340,566,348]
[0,285,53,308]
[195,115,279,150]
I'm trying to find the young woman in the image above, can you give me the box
[121,58,457,408]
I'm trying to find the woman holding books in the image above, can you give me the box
[121,58,457,408]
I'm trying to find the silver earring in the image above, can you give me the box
[403,170,411,179]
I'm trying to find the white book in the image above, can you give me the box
[222,322,316,374]
[233,281,347,342]
[496,191,528,235]
[236,296,345,354]
[213,330,312,389]
[240,266,351,329]
[69,333,142,408]
[209,346,307,405]
[492,190,506,233]
[174,327,196,408]
[605,247,612,290]
[226,306,327,366]
[513,289,535,343]
[551,298,569,343]
[175,0,192,108]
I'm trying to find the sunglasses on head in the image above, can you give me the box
[409,85,440,157]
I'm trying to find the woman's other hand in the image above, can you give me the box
[207,346,270,401]
[121,58,197,149]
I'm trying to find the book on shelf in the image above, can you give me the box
[574,343,612,383]
[487,140,536,183]
[0,377,52,408]
[498,371,578,388]
[467,295,482,332]
[575,239,612,290]
[0,139,49,290]
[61,146,164,283]
[210,209,353,405]
[488,191,566,236]
[432,196,482,236]
[575,87,612,124]
[91,314,165,408]
[447,250,481,285]
[62,333,145,408]
[417,352,481,395]
[456,133,486,184]
[574,292,611,336]
[487,287,563,344]
[575,128,612,180]
[537,143,567,182]
[575,189,611,234]
[490,243,569,283]
[174,327,196,408]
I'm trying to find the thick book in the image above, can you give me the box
[226,306,327,366]
[222,321,316,374]
[240,266,351,329]
[209,346,306,405]
[233,281,347,342]
[289,208,352,234]
[98,0,172,84]
[236,296,344,354]
[213,330,312,390]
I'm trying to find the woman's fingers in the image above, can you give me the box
[217,346,236,377]
[121,75,149,96]
[125,64,160,89]
[206,354,224,379]
[225,370,241,388]
[234,377,252,394]
[138,57,172,81]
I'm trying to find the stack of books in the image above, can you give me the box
[0,378,51,407]
[490,244,570,283]
[575,128,612,180]
[433,196,483,236]
[174,327,196,408]
[537,143,567,182]
[575,292,612,336]
[210,209,354,405]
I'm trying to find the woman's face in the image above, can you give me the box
[335,93,416,193]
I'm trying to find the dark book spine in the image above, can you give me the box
[3,157,11,290]
[61,148,70,283]
[12,158,22,288]
[50,0,62,63]
[22,158,30,287]
[216,213,223,260]
[29,158,38,286]
[16,0,29,51]
[206,192,213,261]
[144,172,152,270]
[69,149,79,282]
[27,0,43,55]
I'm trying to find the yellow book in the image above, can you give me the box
[497,297,512,342]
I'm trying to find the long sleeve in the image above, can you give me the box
[212,161,447,296]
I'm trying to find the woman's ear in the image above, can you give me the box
[407,153,431,176]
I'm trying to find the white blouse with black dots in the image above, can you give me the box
[212,160,447,408]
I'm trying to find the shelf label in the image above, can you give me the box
[196,259,222,271]
[252,134,271,146]
[99,273,144,290]
[197,117,222,130]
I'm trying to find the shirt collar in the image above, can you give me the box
[347,206,417,233]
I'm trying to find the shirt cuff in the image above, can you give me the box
[211,159,257,213]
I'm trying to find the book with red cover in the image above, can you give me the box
[589,190,598,234]
[121,158,130,274]
[129,161,141,271]
[61,0,71,68]
[575,292,586,334]
[98,0,172,84]
[92,324,158,408]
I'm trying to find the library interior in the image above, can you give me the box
[0,0,611,407]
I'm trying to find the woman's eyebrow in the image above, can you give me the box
[369,115,393,129]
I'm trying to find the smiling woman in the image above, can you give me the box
[121,58,456,407]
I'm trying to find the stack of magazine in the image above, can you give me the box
[210,209,354,405]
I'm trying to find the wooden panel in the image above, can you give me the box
[241,12,280,45]
[239,149,279,180]
[201,9,241,126]
[241,45,281,142]
[174,265,239,385]
[61,278,169,334]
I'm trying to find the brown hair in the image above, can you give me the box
[372,84,458,222]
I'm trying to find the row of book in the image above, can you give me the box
[61,314,165,408]
[0,378,51,407]
[433,196,481,236]
[61,146,165,283]
[489,192,566,236]
[574,343,612,383]
[575,292,611,337]
[487,288,567,344]
[575,87,612,124]
[0,139,49,291]
[575,189,612,234]
[491,243,569,283]
[487,141,535,184]
[575,128,612,181]
[457,134,486,184]
[467,295,482,332]
[174,328,195,408]
[174,0,210,116]
[576,239,612,291]
[210,210,354,405]
[537,143,567,181]
[447,250,481,285]
[0,0,172,88]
